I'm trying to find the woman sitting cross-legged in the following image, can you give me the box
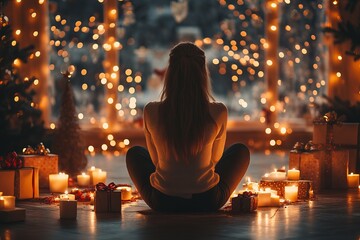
[126,42,250,212]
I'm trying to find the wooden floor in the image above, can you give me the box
[1,151,360,240]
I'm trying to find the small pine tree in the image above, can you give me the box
[0,0,44,155]
[52,73,87,177]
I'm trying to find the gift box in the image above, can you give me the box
[0,167,39,199]
[231,193,258,213]
[0,208,26,223]
[19,154,58,188]
[94,190,121,213]
[289,150,349,192]
[259,180,312,200]
[313,123,359,173]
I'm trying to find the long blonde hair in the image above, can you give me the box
[159,42,214,161]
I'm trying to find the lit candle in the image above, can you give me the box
[287,168,300,181]
[284,185,298,202]
[262,169,286,181]
[92,169,107,185]
[59,199,77,219]
[347,173,359,188]
[257,189,271,207]
[49,173,69,193]
[87,166,100,185]
[116,186,132,201]
[270,195,280,207]
[1,196,15,210]
[243,177,259,191]
[59,191,76,201]
[0,197,4,209]
[77,172,90,187]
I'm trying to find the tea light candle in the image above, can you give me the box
[262,169,286,181]
[59,191,76,201]
[49,172,69,193]
[287,168,300,181]
[116,186,132,201]
[242,177,259,191]
[59,199,77,219]
[347,173,359,188]
[77,172,90,187]
[1,196,15,210]
[284,185,298,202]
[257,189,271,207]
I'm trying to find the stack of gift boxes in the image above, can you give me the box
[290,112,360,193]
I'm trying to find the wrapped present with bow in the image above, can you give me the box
[231,191,258,213]
[18,143,58,189]
[313,112,360,174]
[289,139,349,192]
[0,152,39,199]
[94,182,121,213]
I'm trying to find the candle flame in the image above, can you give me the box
[350,172,354,175]
[82,172,86,176]
[0,197,3,200]
[65,190,68,194]
[247,177,251,183]
[91,166,95,170]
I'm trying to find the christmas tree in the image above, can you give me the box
[0,0,44,155]
[52,72,87,177]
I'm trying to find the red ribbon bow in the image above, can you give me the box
[95,182,117,192]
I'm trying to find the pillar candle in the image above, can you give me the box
[87,166,100,185]
[0,197,4,209]
[284,185,298,202]
[347,173,359,188]
[59,191,76,201]
[287,168,300,181]
[59,200,77,219]
[116,186,132,201]
[92,170,107,185]
[1,196,15,210]
[257,189,271,207]
[77,172,90,187]
[49,173,69,193]
[270,195,280,207]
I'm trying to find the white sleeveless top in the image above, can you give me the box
[143,101,227,198]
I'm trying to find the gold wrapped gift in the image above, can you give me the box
[19,154,58,188]
[0,167,39,199]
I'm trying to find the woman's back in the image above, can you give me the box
[144,101,227,198]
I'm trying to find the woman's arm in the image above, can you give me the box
[211,103,228,164]
[143,103,159,166]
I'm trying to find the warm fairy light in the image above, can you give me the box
[280,127,287,134]
[337,55,342,60]
[265,128,271,134]
[332,0,338,5]
[269,105,276,112]
[270,2,277,8]
[33,31,39,37]
[107,97,114,104]
[16,0,21,2]
[274,122,280,129]
[270,25,277,31]
[107,134,114,141]
[115,103,122,110]
[266,60,273,66]
[124,139,130,145]
[101,144,108,151]
[88,146,94,153]
[15,29,21,35]
[78,113,84,120]
[33,79,39,85]
[212,59,219,65]
[102,123,109,129]
[50,123,56,129]
[336,72,341,77]
[14,96,19,102]
[270,140,276,146]
[39,0,45,4]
